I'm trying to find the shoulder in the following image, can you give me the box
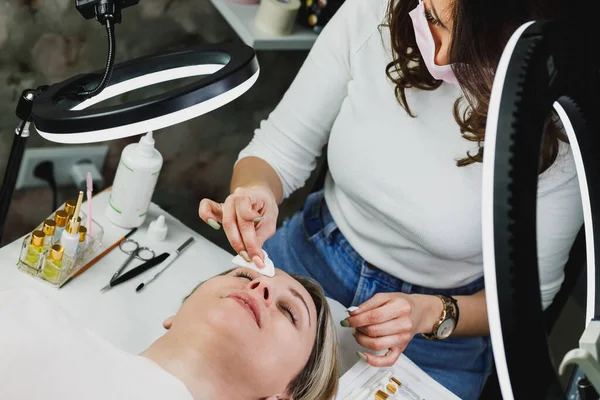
[340,0,389,22]
[323,0,390,53]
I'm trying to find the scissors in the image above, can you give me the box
[100,239,156,292]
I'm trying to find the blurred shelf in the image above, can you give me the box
[209,0,318,50]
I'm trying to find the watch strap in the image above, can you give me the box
[446,294,459,327]
[421,294,459,340]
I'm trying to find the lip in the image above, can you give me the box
[227,292,262,328]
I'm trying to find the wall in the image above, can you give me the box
[0,0,319,248]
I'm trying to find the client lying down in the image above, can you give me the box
[0,267,339,400]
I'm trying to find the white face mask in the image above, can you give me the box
[408,0,458,84]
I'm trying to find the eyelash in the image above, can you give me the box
[234,271,298,326]
[280,304,298,326]
[424,9,443,27]
[235,271,254,280]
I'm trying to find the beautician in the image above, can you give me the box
[199,0,583,398]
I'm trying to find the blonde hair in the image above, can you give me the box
[185,271,339,399]
[288,274,339,400]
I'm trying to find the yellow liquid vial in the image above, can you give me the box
[23,245,43,268]
[42,259,63,284]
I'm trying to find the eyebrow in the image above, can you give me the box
[289,287,312,327]
[430,1,448,29]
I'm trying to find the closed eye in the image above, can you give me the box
[279,303,298,326]
[235,270,254,281]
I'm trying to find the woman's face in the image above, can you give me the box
[423,0,454,66]
[170,268,318,398]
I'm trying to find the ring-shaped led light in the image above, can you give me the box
[482,20,598,399]
[31,42,259,143]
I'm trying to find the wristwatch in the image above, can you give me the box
[421,295,460,340]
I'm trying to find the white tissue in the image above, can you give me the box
[232,250,275,277]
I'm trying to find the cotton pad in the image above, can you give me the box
[232,250,276,277]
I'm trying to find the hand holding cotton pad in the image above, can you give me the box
[232,250,275,277]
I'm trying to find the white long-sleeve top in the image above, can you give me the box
[238,0,583,307]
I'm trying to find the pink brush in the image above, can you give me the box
[86,172,93,236]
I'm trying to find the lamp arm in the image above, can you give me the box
[0,124,31,245]
[77,16,117,99]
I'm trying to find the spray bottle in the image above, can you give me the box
[106,132,163,228]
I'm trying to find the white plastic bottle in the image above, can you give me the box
[106,132,163,228]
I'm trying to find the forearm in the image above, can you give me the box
[413,289,489,337]
[231,157,284,203]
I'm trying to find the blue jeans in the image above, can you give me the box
[264,191,493,400]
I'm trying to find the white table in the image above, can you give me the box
[0,190,359,374]
[209,0,318,50]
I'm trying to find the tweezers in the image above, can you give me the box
[100,252,169,292]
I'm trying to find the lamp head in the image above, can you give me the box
[76,0,140,24]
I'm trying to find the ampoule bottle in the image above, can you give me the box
[64,200,76,217]
[53,210,68,244]
[77,226,88,256]
[19,230,45,275]
[42,244,65,284]
[42,219,56,250]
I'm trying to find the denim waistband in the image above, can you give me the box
[301,190,485,296]
[303,191,338,242]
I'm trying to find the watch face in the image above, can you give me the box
[437,318,456,339]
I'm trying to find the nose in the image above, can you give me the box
[249,278,273,307]
[435,41,450,67]
[434,38,450,66]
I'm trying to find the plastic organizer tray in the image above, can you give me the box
[16,205,104,288]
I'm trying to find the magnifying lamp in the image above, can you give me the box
[0,0,259,243]
[482,19,599,399]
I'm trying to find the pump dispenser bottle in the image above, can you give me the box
[106,131,163,228]
[60,191,84,270]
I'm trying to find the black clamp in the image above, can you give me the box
[75,0,139,25]
[15,90,36,121]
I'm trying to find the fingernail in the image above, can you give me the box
[207,219,221,230]
[351,328,356,336]
[340,319,350,328]
[356,351,368,362]
[253,216,264,223]
[347,306,359,313]
[253,255,264,268]
[240,251,251,262]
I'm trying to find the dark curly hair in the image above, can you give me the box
[385,0,572,172]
